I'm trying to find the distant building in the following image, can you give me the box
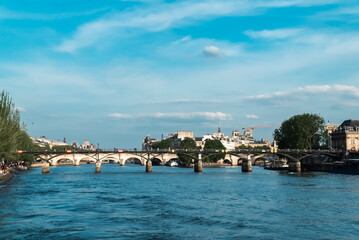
[79,140,96,151]
[30,136,69,148]
[142,135,159,150]
[172,131,194,149]
[326,123,340,148]
[161,133,173,139]
[331,120,359,151]
[142,121,272,151]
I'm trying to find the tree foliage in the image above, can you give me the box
[52,145,75,152]
[235,145,270,150]
[203,139,226,162]
[178,137,197,167]
[273,113,327,150]
[151,138,173,149]
[0,91,21,155]
[0,90,42,163]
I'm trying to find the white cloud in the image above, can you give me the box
[244,28,304,39]
[0,6,108,21]
[56,0,338,52]
[246,84,359,100]
[173,35,192,45]
[203,45,222,58]
[245,114,259,119]
[149,99,223,104]
[313,6,359,22]
[159,37,243,59]
[108,113,133,119]
[109,112,232,120]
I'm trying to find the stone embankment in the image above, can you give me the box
[0,172,13,184]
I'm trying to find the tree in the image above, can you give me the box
[178,137,197,167]
[0,90,40,164]
[273,113,327,150]
[0,91,23,163]
[52,145,75,152]
[151,138,173,149]
[203,139,226,162]
[235,145,270,150]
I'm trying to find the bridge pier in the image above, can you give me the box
[231,159,238,166]
[242,155,252,172]
[242,160,252,172]
[288,161,301,172]
[74,161,80,167]
[146,159,152,173]
[42,161,50,174]
[194,159,203,173]
[119,160,125,166]
[95,161,101,173]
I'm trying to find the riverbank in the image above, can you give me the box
[0,172,13,184]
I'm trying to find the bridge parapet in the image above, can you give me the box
[15,148,346,166]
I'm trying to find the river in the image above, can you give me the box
[0,164,358,239]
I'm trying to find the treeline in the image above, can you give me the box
[151,137,226,166]
[274,113,328,150]
[0,90,43,163]
[235,145,270,150]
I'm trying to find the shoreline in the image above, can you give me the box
[0,172,13,184]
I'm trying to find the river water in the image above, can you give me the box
[0,164,358,239]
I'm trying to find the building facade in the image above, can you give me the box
[331,120,359,151]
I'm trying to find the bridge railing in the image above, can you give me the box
[13,148,345,155]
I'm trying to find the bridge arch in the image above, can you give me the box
[51,155,75,166]
[79,157,96,164]
[150,157,163,166]
[223,159,232,164]
[120,155,145,166]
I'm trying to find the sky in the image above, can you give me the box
[1,0,359,148]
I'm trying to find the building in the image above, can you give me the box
[78,140,97,151]
[142,135,159,150]
[326,123,340,148]
[142,122,272,151]
[30,136,69,148]
[331,120,359,151]
[172,131,194,149]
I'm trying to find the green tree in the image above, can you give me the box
[178,137,197,167]
[0,90,41,164]
[151,138,173,149]
[273,113,327,150]
[52,145,75,152]
[235,145,253,150]
[235,145,270,150]
[203,139,226,162]
[0,91,21,155]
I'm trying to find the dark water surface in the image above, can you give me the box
[0,164,358,239]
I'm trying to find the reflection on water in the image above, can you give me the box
[0,164,358,239]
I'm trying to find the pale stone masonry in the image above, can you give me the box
[331,120,359,151]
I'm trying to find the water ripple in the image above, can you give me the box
[0,165,358,239]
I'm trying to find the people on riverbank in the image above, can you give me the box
[0,163,8,174]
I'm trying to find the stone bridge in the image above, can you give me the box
[37,152,181,166]
[18,149,346,173]
[36,152,249,166]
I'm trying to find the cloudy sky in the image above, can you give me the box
[1,0,359,148]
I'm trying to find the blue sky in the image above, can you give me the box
[1,0,359,148]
